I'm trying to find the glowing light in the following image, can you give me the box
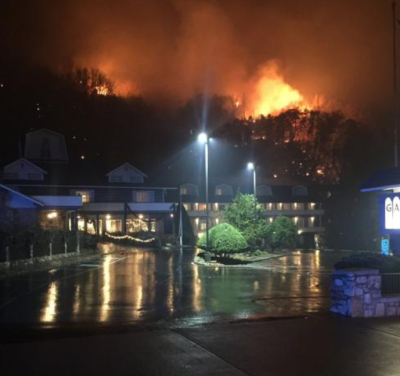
[138,214,144,219]
[106,214,111,220]
[81,155,85,160]
[198,132,208,144]
[273,174,278,178]
[41,282,58,323]
[47,212,58,219]
[247,162,255,170]
[104,232,156,243]
[100,255,111,322]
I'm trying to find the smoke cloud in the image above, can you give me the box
[0,0,394,115]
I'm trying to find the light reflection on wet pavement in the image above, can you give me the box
[0,245,351,328]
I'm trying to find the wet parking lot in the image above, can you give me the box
[0,245,349,329]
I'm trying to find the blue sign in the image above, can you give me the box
[381,238,390,256]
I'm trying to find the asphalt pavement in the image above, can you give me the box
[2,316,400,376]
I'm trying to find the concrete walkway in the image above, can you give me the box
[2,315,400,376]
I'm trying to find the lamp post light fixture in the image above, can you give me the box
[247,162,257,220]
[198,132,211,262]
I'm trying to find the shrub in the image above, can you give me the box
[224,192,268,249]
[265,216,297,251]
[335,253,400,273]
[197,223,248,256]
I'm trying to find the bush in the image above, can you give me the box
[265,216,297,251]
[335,253,400,273]
[197,223,248,256]
[224,192,268,249]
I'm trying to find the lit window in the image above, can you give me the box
[133,191,155,203]
[74,191,93,203]
[198,203,207,211]
[180,184,198,195]
[215,185,233,196]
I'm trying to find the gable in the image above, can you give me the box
[106,163,147,183]
[3,158,47,181]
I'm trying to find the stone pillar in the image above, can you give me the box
[331,269,381,317]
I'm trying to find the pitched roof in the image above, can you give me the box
[3,158,48,174]
[0,184,44,207]
[106,163,148,178]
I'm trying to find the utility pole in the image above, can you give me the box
[179,186,183,247]
[394,1,399,167]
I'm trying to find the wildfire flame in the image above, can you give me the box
[95,85,109,96]
[246,62,310,117]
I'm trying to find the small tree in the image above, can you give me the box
[265,216,297,251]
[197,223,248,257]
[224,192,267,249]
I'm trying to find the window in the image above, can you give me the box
[283,203,291,210]
[266,203,275,210]
[215,185,233,196]
[296,217,305,228]
[199,222,207,231]
[74,190,93,203]
[308,203,317,210]
[27,173,42,180]
[198,203,207,211]
[180,184,198,195]
[293,186,308,197]
[110,176,123,182]
[126,218,155,233]
[292,203,304,210]
[106,219,122,233]
[257,186,273,196]
[129,175,143,183]
[183,203,191,211]
[3,172,19,180]
[133,190,155,203]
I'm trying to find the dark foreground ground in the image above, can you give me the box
[1,245,397,375]
[2,315,400,376]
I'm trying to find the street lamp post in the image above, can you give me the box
[247,162,257,220]
[198,132,211,262]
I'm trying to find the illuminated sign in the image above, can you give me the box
[381,238,390,256]
[379,193,400,234]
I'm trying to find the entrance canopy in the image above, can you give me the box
[361,167,400,192]
[32,195,83,210]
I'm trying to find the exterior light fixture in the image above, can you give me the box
[47,212,58,219]
[198,132,207,144]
